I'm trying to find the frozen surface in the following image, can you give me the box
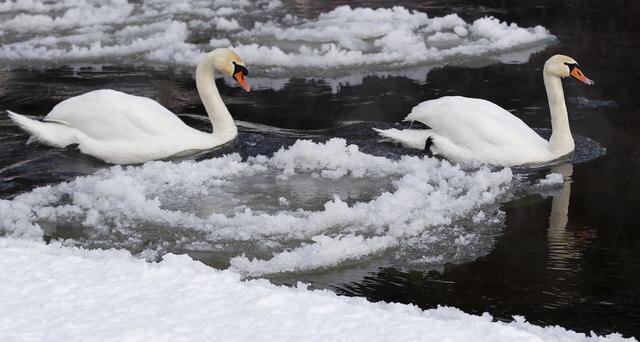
[537,172,564,186]
[1,138,516,276]
[0,238,631,342]
[0,0,556,81]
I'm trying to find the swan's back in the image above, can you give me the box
[405,96,550,165]
[46,89,191,141]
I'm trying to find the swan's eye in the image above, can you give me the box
[564,62,578,72]
[233,62,248,76]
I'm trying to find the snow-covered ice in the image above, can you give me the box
[0,238,631,342]
[537,172,565,186]
[0,0,556,82]
[0,138,513,276]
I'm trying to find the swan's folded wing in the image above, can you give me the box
[403,96,548,153]
[45,89,190,141]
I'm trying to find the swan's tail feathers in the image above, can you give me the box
[373,128,434,150]
[7,111,78,148]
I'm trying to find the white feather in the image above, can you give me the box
[6,49,244,164]
[374,55,589,167]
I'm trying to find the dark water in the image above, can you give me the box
[1,0,639,338]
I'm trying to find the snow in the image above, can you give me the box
[0,238,631,341]
[537,172,565,186]
[230,9,554,73]
[229,234,397,277]
[0,0,555,83]
[0,138,514,275]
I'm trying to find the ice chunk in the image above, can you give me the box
[230,234,397,276]
[0,1,555,81]
[0,138,514,275]
[537,172,564,186]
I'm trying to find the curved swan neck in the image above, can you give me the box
[195,52,237,139]
[543,70,574,156]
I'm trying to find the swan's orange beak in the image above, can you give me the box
[570,66,594,85]
[233,71,250,92]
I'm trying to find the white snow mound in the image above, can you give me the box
[1,138,512,276]
[0,238,631,342]
[0,0,555,78]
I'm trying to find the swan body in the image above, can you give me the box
[7,48,250,164]
[375,55,593,166]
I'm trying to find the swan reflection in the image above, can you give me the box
[544,163,597,309]
[546,163,596,271]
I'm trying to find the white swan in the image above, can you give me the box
[374,55,594,166]
[7,48,250,164]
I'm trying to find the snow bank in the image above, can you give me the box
[1,138,513,276]
[0,0,555,79]
[0,238,629,341]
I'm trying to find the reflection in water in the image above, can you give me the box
[547,163,576,271]
[544,163,596,310]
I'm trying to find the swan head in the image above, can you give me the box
[544,54,594,85]
[210,48,250,92]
